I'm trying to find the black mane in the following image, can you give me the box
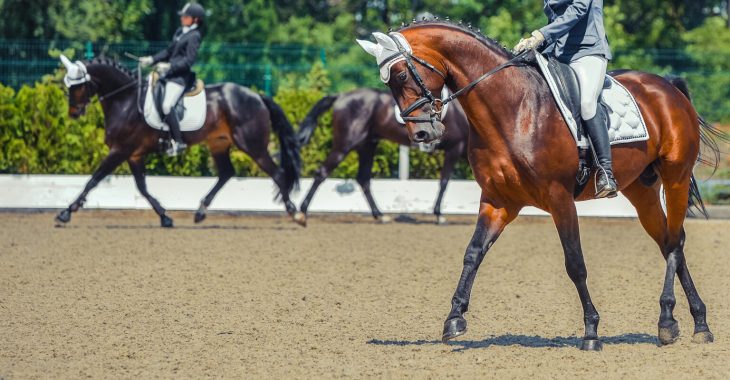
[395,18,514,58]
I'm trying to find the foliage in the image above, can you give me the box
[0,0,729,186]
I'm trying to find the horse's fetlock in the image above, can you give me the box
[660,294,676,308]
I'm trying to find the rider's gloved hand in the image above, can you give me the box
[513,30,545,54]
[139,56,154,67]
[156,62,171,76]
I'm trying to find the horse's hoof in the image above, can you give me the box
[55,209,71,224]
[692,330,714,344]
[376,215,392,224]
[580,339,603,351]
[436,215,447,225]
[161,214,174,228]
[442,317,467,343]
[658,321,680,345]
[293,212,307,227]
[194,212,206,224]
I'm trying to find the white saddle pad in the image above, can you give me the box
[535,53,649,148]
[143,75,207,132]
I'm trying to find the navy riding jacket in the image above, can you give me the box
[539,0,612,63]
[153,26,202,87]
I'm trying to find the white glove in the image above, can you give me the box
[139,56,154,67]
[156,62,171,76]
[514,30,546,54]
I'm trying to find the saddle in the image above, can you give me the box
[534,53,614,197]
[151,72,205,122]
[543,57,613,141]
[142,73,208,133]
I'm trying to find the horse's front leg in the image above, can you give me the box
[55,150,128,224]
[442,198,519,342]
[128,155,173,228]
[433,145,461,225]
[194,149,235,224]
[551,198,602,351]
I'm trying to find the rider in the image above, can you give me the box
[139,2,205,156]
[514,0,618,198]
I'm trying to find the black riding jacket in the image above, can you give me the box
[152,26,202,87]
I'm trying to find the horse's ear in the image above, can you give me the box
[60,54,74,69]
[356,39,379,58]
[373,32,397,51]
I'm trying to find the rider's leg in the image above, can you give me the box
[571,55,617,198]
[162,81,187,155]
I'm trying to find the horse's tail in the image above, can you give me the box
[298,95,338,146]
[666,76,730,218]
[261,95,301,195]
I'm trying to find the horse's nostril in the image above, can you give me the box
[414,130,429,141]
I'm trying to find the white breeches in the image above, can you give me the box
[569,55,608,120]
[162,81,185,116]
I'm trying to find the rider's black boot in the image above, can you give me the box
[584,106,617,198]
[164,111,187,156]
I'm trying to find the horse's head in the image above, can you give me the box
[60,55,94,119]
[357,32,447,144]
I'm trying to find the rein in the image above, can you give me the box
[388,34,529,123]
[97,79,137,102]
[92,63,144,115]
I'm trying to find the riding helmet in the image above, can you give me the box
[178,2,206,19]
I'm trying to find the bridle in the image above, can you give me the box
[70,64,144,115]
[384,34,530,124]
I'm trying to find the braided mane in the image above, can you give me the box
[394,18,514,58]
[87,56,138,80]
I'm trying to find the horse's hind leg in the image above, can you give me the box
[128,155,173,228]
[356,141,389,223]
[551,197,602,351]
[442,198,519,343]
[55,150,128,225]
[246,148,297,217]
[623,179,713,345]
[433,145,461,225]
[194,146,235,224]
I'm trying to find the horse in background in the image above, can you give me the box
[294,88,470,226]
[56,56,300,227]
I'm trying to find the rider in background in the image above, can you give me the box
[140,2,205,156]
[514,0,617,198]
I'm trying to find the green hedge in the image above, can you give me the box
[0,64,469,180]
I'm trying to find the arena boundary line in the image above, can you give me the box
[0,174,638,217]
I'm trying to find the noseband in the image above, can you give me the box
[383,34,530,124]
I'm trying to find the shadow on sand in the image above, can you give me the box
[367,333,658,352]
[55,224,296,231]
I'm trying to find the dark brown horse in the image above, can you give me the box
[55,57,300,227]
[358,21,727,350]
[293,88,469,226]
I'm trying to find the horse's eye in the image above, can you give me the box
[397,71,408,82]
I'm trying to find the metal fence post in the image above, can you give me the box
[398,145,409,180]
[320,48,327,67]
[85,41,94,60]
[264,63,272,96]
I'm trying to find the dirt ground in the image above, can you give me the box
[1,210,729,379]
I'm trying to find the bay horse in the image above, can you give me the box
[293,88,469,226]
[55,56,300,227]
[358,21,727,350]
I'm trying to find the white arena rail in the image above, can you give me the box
[0,174,639,217]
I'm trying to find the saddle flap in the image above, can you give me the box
[546,57,581,124]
